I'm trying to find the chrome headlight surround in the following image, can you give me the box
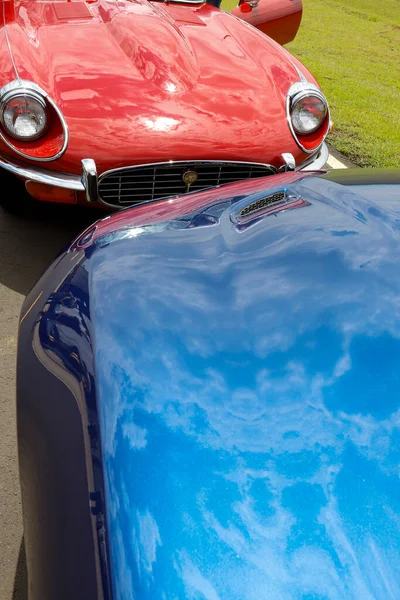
[0,80,69,162]
[286,82,330,154]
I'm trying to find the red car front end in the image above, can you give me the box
[0,0,330,210]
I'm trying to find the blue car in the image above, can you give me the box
[17,168,400,600]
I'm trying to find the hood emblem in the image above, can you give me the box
[182,169,198,191]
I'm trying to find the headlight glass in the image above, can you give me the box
[1,92,47,140]
[291,94,327,135]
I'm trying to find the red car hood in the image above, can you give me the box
[5,0,311,174]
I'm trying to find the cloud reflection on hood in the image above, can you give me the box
[90,179,400,599]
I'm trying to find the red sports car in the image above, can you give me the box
[0,0,330,211]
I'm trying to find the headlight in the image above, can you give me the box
[290,92,328,135]
[0,90,48,141]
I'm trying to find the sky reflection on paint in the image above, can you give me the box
[91,178,400,599]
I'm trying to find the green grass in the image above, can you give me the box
[222,0,400,167]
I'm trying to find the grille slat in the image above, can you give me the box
[98,161,276,207]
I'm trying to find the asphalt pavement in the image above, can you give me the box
[0,151,352,599]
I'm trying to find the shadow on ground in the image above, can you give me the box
[12,539,27,600]
[0,201,105,296]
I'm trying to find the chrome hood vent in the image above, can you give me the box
[232,187,310,227]
[238,191,286,218]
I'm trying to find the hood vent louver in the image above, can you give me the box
[231,187,310,228]
[239,191,286,218]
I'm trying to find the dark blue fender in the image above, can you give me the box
[17,170,400,599]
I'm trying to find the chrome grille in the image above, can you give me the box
[98,161,276,207]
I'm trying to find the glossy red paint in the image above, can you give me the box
[233,0,302,46]
[0,0,328,207]
[298,116,330,151]
[25,181,77,203]
[239,3,252,13]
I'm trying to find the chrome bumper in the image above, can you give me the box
[0,145,328,205]
[0,155,99,203]
[0,154,86,191]
[299,142,329,172]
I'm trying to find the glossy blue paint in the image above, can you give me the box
[17,253,113,600]
[87,177,400,599]
[18,172,400,600]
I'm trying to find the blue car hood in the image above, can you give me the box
[89,176,400,599]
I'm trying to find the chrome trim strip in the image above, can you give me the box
[289,62,307,84]
[81,159,98,203]
[0,154,84,190]
[0,80,69,162]
[299,142,329,171]
[285,82,330,154]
